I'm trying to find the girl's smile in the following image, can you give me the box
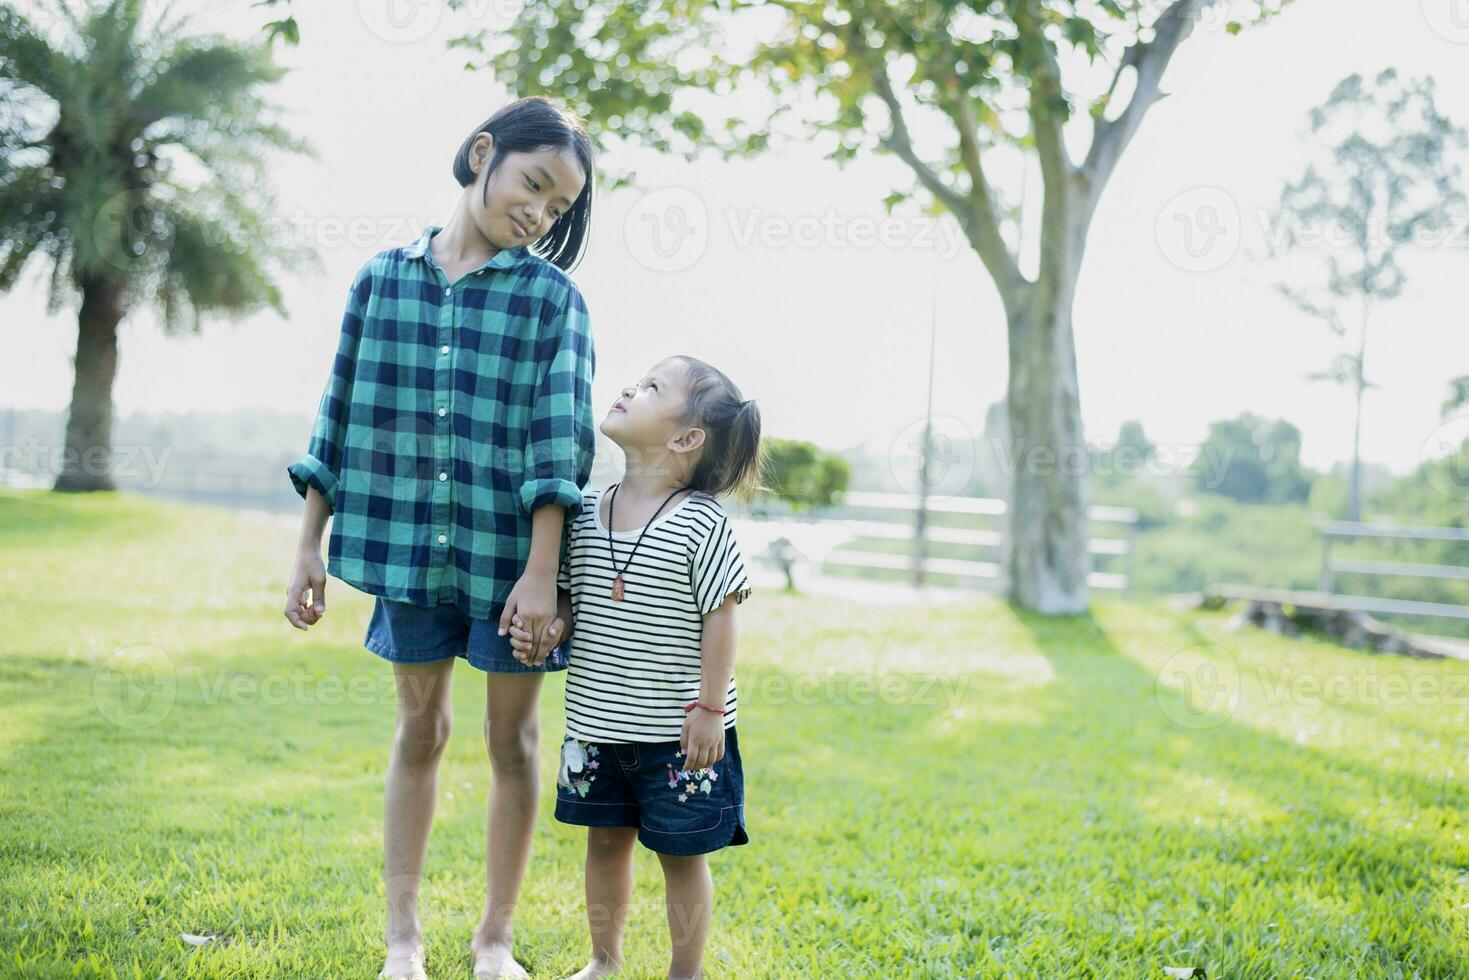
[464,140,585,252]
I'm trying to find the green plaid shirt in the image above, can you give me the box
[287,226,596,618]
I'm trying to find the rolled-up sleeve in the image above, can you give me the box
[518,287,595,519]
[287,262,372,511]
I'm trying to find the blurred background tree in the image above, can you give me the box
[1190,412,1313,505]
[761,437,851,513]
[0,0,312,491]
[1266,69,1468,521]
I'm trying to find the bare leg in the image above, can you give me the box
[658,853,712,980]
[567,826,638,978]
[381,658,456,979]
[470,672,545,979]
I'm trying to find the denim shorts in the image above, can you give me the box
[554,727,748,856]
[363,595,569,674]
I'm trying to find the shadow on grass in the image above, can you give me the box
[1003,601,1469,976]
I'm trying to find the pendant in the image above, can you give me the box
[610,574,625,602]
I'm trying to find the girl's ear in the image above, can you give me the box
[471,132,494,173]
[669,426,706,455]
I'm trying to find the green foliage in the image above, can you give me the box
[1192,412,1313,505]
[252,0,299,47]
[1443,375,1469,418]
[441,0,1292,206]
[761,436,849,511]
[0,0,313,330]
[1088,468,1173,531]
[1129,496,1322,596]
[1088,418,1166,524]
[1376,438,1469,529]
[1306,468,1352,520]
[1123,454,1469,636]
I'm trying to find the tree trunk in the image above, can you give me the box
[1003,275,1091,614]
[874,0,1199,613]
[1348,376,1363,522]
[1347,296,1369,522]
[54,273,125,493]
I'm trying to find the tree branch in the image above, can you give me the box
[1013,4,1079,299]
[1013,5,1073,186]
[846,20,1024,298]
[1083,0,1203,191]
[941,88,1027,295]
[1275,281,1347,336]
[869,65,965,215]
[873,66,1025,299]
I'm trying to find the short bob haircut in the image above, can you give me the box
[451,96,596,272]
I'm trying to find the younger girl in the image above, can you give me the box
[283,96,597,980]
[508,354,764,980]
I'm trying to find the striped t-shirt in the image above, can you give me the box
[556,485,752,743]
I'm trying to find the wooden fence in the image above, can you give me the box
[1314,519,1469,623]
[802,490,1140,593]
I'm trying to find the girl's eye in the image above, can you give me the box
[527,177,561,218]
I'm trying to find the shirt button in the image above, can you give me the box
[437,534,447,544]
[440,345,449,354]
[438,407,446,417]
[438,472,447,481]
[444,288,451,297]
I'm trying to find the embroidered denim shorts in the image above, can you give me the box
[554,727,749,856]
[363,595,569,674]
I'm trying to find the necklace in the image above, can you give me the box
[605,482,687,602]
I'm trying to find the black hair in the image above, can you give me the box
[451,96,596,272]
[672,355,768,502]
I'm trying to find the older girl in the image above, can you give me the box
[285,97,597,980]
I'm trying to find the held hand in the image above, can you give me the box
[510,590,574,665]
[680,707,726,771]
[499,571,557,664]
[508,614,565,666]
[284,550,327,631]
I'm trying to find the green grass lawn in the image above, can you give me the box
[2,488,1467,978]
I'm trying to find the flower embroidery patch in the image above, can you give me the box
[558,738,598,797]
[666,753,715,803]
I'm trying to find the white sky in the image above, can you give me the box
[2,0,1467,477]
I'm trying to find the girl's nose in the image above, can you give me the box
[620,385,636,399]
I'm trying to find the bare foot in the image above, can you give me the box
[378,941,428,980]
[470,939,528,979]
[566,957,621,978]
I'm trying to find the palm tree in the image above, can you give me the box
[0,0,311,491]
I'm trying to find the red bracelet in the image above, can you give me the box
[684,701,726,715]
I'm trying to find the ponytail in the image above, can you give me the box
[673,357,768,501]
